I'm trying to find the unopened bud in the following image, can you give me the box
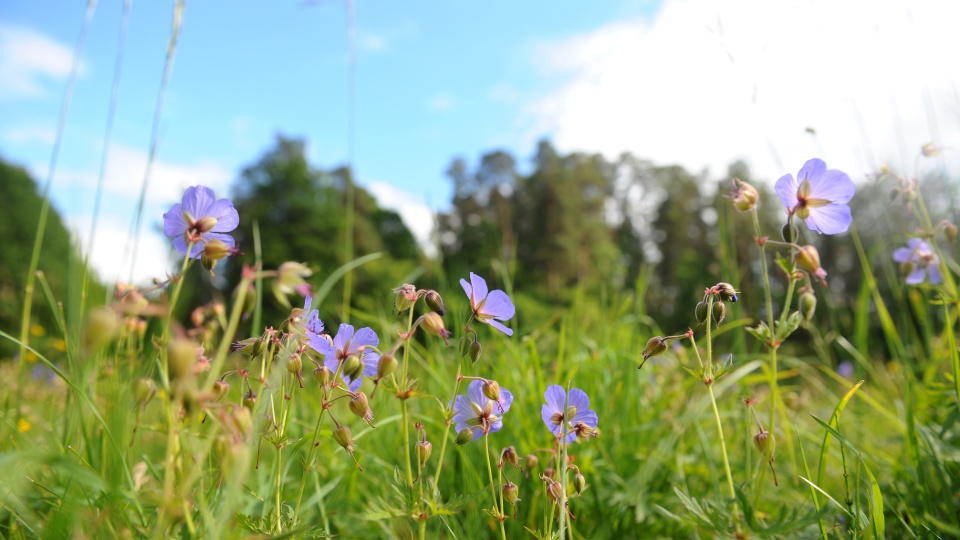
[799,292,817,321]
[715,282,738,303]
[502,481,519,504]
[274,262,312,305]
[695,301,709,325]
[712,300,726,325]
[212,379,230,401]
[573,472,586,496]
[500,446,519,468]
[455,428,473,446]
[795,245,827,283]
[242,390,257,411]
[421,312,452,342]
[542,467,557,481]
[641,337,668,363]
[376,354,398,379]
[424,290,445,315]
[226,406,253,437]
[900,260,915,277]
[417,440,433,466]
[349,392,375,427]
[482,380,501,402]
[83,307,119,353]
[313,364,332,386]
[921,142,942,157]
[945,222,958,243]
[754,429,776,459]
[333,424,354,450]
[546,479,563,503]
[393,284,417,314]
[134,378,157,409]
[342,355,363,381]
[233,337,264,357]
[168,339,198,381]
[729,178,759,212]
[469,340,482,364]
[782,223,798,243]
[525,454,539,472]
[286,355,303,375]
[201,240,231,273]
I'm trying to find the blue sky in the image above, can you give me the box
[2,0,958,283]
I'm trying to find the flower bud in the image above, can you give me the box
[573,472,586,496]
[899,260,915,277]
[715,282,738,303]
[201,240,231,273]
[376,354,397,379]
[212,379,230,401]
[83,307,119,353]
[333,424,354,450]
[754,429,776,459]
[393,284,418,314]
[482,380,501,402]
[525,454,539,472]
[455,427,473,446]
[417,440,433,466]
[799,292,817,321]
[502,481,519,504]
[712,300,726,325]
[695,301,709,325]
[921,142,942,157]
[168,339,199,381]
[641,337,667,364]
[421,312,452,343]
[134,378,157,410]
[242,390,257,411]
[286,355,303,375]
[233,337,264,357]
[542,467,556,481]
[424,290,445,315]
[501,446,520,468]
[945,222,958,243]
[546,479,563,503]
[225,405,253,437]
[342,355,363,381]
[349,391,375,427]
[469,340,483,364]
[729,178,759,212]
[782,223,798,244]
[313,364,332,387]
[274,262,313,305]
[795,245,827,283]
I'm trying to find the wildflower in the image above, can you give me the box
[307,323,380,391]
[541,385,599,443]
[460,272,515,336]
[892,238,942,285]
[17,418,31,433]
[301,295,325,338]
[162,185,239,258]
[452,379,514,441]
[775,158,855,234]
[273,262,313,307]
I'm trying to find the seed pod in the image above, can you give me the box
[286,355,303,375]
[313,364,332,386]
[242,390,257,411]
[393,284,417,314]
[695,301,709,325]
[333,424,354,450]
[524,454,539,472]
[782,223,798,244]
[500,446,519,468]
[212,379,230,401]
[712,300,726,325]
[945,222,958,243]
[546,479,563,504]
[542,467,557,481]
[641,337,667,363]
[754,429,776,459]
[469,340,483,364]
[376,354,398,379]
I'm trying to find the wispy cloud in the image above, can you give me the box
[3,124,56,145]
[366,180,436,257]
[523,0,960,181]
[0,24,81,101]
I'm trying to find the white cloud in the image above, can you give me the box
[0,24,81,101]
[3,124,55,145]
[366,180,437,257]
[524,0,960,182]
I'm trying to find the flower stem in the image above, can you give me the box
[291,405,327,525]
[401,306,415,487]
[433,355,463,487]
[484,433,506,540]
[751,209,781,447]
[558,381,572,540]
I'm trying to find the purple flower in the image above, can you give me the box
[460,272,515,336]
[452,380,514,441]
[302,295,325,336]
[307,323,380,391]
[541,385,598,443]
[162,185,239,258]
[892,238,942,285]
[775,159,855,235]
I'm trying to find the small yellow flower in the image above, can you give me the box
[25,351,38,363]
[30,324,46,337]
[52,339,67,352]
[17,419,31,433]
